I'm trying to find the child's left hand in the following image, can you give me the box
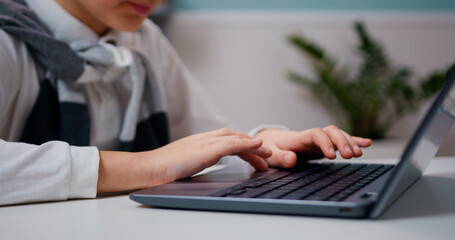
[254,125,372,169]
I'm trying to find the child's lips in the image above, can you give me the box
[128,1,152,16]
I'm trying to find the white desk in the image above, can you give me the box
[1,157,455,240]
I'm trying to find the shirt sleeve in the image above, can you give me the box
[247,124,290,137]
[0,139,99,206]
[140,21,231,141]
[0,29,20,131]
[0,30,100,206]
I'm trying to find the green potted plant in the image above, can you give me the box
[287,21,449,139]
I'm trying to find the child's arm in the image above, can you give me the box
[0,140,99,206]
[96,126,371,193]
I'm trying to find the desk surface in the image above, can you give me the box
[2,157,455,240]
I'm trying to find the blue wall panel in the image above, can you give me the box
[172,0,455,11]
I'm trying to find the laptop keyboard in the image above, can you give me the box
[209,163,394,201]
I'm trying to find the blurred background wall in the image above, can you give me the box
[158,0,455,155]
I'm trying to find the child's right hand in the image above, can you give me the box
[142,128,272,184]
[97,128,272,193]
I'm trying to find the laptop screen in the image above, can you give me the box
[370,64,455,218]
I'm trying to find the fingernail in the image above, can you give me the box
[345,145,352,154]
[252,138,262,144]
[329,147,336,156]
[284,153,293,167]
[353,144,360,152]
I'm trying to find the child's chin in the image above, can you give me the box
[118,26,142,33]
[111,18,144,32]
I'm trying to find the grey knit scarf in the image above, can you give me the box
[0,0,169,151]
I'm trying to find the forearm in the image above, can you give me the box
[97,128,274,194]
[97,151,161,193]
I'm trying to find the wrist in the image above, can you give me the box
[97,151,151,193]
[248,124,288,137]
[136,148,176,188]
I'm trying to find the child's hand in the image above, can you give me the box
[140,128,272,184]
[98,128,272,193]
[254,125,372,168]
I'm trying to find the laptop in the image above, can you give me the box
[130,64,455,219]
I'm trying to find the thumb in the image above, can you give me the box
[267,148,297,168]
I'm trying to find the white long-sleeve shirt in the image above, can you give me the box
[0,0,229,206]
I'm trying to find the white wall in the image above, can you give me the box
[168,11,455,155]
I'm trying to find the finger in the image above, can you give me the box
[237,152,269,171]
[243,145,273,159]
[266,148,297,168]
[353,136,373,147]
[307,128,337,159]
[213,135,272,158]
[212,137,266,158]
[341,131,363,157]
[322,126,353,159]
